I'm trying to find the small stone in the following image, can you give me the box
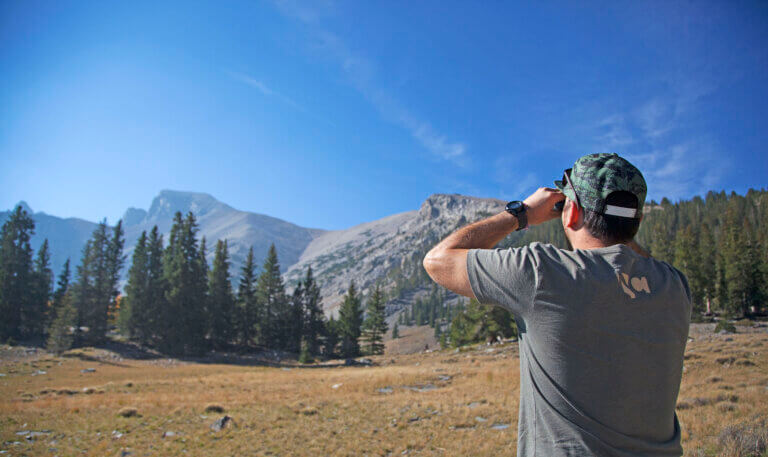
[163,431,176,438]
[491,423,510,430]
[210,415,234,432]
[475,416,488,422]
[377,387,393,394]
[81,368,96,373]
[331,383,342,389]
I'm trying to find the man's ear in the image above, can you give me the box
[564,200,581,229]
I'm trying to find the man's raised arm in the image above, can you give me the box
[422,187,564,298]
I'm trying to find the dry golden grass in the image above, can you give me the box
[1,328,766,456]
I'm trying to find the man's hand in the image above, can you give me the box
[523,187,566,227]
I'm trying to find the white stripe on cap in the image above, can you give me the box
[604,205,637,218]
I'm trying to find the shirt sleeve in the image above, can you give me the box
[466,246,539,318]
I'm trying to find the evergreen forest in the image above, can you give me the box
[0,189,765,355]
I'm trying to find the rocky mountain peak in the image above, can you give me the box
[146,190,229,222]
[122,208,148,226]
[15,201,33,214]
[418,194,504,221]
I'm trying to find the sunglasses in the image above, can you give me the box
[554,168,581,212]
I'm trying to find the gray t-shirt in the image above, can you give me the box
[467,242,691,457]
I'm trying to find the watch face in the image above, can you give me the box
[506,201,523,213]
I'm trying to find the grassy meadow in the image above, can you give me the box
[1,324,766,457]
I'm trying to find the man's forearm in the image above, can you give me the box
[430,211,519,253]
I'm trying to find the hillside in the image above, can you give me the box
[283,194,506,313]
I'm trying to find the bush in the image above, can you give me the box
[715,320,737,334]
[718,416,768,457]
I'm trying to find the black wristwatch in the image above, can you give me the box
[505,200,528,231]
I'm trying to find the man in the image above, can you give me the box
[423,153,691,456]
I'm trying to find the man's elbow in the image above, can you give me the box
[423,248,442,279]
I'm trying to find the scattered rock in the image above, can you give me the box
[31,370,46,376]
[474,416,488,423]
[437,375,452,382]
[210,415,234,432]
[162,431,176,438]
[736,359,756,367]
[299,406,318,416]
[377,387,393,394]
[491,423,510,430]
[117,407,139,418]
[112,430,123,439]
[204,404,225,414]
[81,368,96,373]
[402,384,437,392]
[467,400,487,409]
[82,387,95,394]
[331,383,342,389]
[408,416,421,423]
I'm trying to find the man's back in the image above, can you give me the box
[467,242,692,456]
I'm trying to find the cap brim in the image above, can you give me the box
[554,179,577,205]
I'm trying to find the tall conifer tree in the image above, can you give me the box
[338,281,363,358]
[236,246,258,347]
[30,239,53,338]
[0,205,35,341]
[362,284,387,355]
[302,266,324,356]
[256,244,286,348]
[209,239,234,350]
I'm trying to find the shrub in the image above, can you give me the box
[715,320,737,334]
[117,407,139,417]
[204,404,225,413]
[718,416,768,457]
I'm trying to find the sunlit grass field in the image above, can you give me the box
[1,327,766,456]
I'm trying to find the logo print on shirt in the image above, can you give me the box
[616,272,650,299]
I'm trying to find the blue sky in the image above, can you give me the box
[1,0,767,230]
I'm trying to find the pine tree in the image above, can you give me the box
[256,244,286,349]
[338,281,363,358]
[392,321,399,339]
[673,226,702,314]
[287,280,304,353]
[448,299,517,347]
[52,258,71,314]
[46,292,77,355]
[698,224,716,314]
[302,266,324,357]
[236,246,258,347]
[0,205,35,342]
[362,284,387,355]
[145,226,165,344]
[159,212,208,355]
[72,220,125,343]
[30,239,53,338]
[323,315,341,358]
[208,240,235,350]
[122,231,150,343]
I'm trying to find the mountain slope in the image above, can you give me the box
[284,194,507,313]
[0,202,99,277]
[123,190,325,276]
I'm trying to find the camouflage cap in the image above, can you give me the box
[554,153,646,218]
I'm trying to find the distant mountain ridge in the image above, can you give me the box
[1,191,504,315]
[0,190,326,286]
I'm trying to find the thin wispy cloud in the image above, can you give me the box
[273,1,468,165]
[581,81,723,201]
[228,71,305,112]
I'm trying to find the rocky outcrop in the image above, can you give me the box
[284,194,505,314]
